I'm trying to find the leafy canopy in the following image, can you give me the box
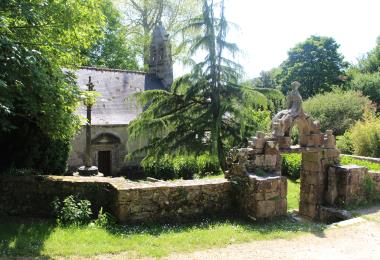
[83,0,140,70]
[128,0,271,169]
[280,35,348,99]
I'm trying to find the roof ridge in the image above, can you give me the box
[80,66,147,75]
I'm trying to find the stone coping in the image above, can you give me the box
[0,175,230,191]
[341,154,380,164]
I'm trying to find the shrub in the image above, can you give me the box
[141,154,176,180]
[336,132,354,154]
[303,90,375,136]
[282,153,301,179]
[53,195,92,226]
[349,113,380,157]
[94,207,116,227]
[173,156,198,180]
[348,72,380,108]
[141,154,221,180]
[196,154,221,177]
[2,168,39,176]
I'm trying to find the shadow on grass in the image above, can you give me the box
[0,216,54,258]
[103,214,327,240]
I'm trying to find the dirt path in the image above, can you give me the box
[166,208,380,260]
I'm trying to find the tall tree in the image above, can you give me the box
[0,0,105,173]
[280,36,348,98]
[120,0,201,67]
[357,36,380,73]
[84,0,139,70]
[2,0,105,67]
[128,0,269,169]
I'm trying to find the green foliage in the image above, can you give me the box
[52,196,92,226]
[84,0,139,70]
[2,0,105,67]
[0,0,106,173]
[2,168,39,176]
[196,154,221,177]
[357,36,380,74]
[141,154,221,180]
[340,156,380,172]
[303,90,375,135]
[173,156,198,180]
[141,155,176,180]
[336,132,354,154]
[0,37,81,174]
[121,0,201,67]
[94,207,116,228]
[0,215,325,257]
[348,72,380,108]
[128,0,271,169]
[280,35,348,99]
[282,153,301,180]
[348,114,380,157]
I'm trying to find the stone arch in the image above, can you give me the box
[91,132,121,145]
[91,132,121,176]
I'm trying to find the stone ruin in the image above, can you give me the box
[226,81,344,221]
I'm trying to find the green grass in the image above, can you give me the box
[341,155,380,171]
[0,215,325,258]
[287,179,300,211]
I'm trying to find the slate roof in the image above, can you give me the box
[75,67,165,125]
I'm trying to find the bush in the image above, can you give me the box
[196,154,221,177]
[348,72,380,108]
[282,153,301,179]
[141,154,176,180]
[303,90,375,136]
[94,207,116,227]
[53,195,92,226]
[141,154,221,180]
[173,156,198,180]
[336,132,354,154]
[349,113,380,157]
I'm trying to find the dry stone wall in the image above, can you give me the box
[326,165,380,206]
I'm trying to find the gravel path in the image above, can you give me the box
[166,208,380,260]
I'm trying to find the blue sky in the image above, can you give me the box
[174,0,380,79]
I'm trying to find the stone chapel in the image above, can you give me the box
[68,23,173,176]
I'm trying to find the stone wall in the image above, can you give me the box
[0,174,288,223]
[0,176,116,217]
[113,179,232,223]
[326,165,380,206]
[238,175,287,220]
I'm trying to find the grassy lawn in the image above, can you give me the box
[287,179,300,211]
[340,155,380,172]
[0,214,324,258]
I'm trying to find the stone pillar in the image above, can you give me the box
[299,149,324,219]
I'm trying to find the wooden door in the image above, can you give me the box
[98,151,111,176]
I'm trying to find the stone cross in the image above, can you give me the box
[84,76,94,167]
[77,76,99,176]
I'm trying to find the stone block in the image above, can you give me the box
[302,161,322,172]
[256,200,276,218]
[302,151,322,162]
[265,141,279,155]
[275,198,287,214]
[264,155,277,167]
[265,191,280,200]
[299,202,318,219]
[253,154,265,167]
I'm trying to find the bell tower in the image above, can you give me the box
[149,22,173,89]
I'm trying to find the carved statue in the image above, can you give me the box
[272,81,305,137]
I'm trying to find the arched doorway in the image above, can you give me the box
[91,133,121,176]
